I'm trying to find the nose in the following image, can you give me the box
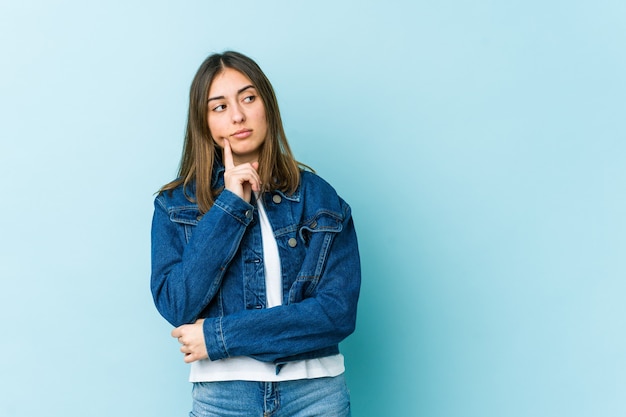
[231,102,245,123]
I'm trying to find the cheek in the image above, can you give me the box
[254,109,268,132]
[207,116,221,138]
[206,120,223,148]
[211,132,224,149]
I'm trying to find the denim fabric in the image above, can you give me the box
[151,165,361,366]
[190,375,351,417]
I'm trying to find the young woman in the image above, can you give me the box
[151,51,361,416]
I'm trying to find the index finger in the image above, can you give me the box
[223,138,235,169]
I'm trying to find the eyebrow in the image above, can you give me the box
[208,84,255,102]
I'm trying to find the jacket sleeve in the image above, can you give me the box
[202,202,361,363]
[150,189,254,327]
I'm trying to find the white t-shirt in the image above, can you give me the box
[189,195,344,382]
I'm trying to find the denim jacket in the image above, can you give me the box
[151,165,361,365]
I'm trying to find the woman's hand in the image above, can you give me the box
[222,138,260,203]
[171,319,208,363]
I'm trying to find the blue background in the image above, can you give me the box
[1,1,625,416]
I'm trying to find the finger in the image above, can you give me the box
[240,162,261,188]
[250,162,261,191]
[240,166,260,189]
[223,165,262,199]
[184,351,205,363]
[223,138,235,169]
[171,327,182,338]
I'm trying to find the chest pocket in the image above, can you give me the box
[287,211,344,302]
[298,210,343,246]
[169,206,202,243]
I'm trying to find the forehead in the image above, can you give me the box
[208,68,254,95]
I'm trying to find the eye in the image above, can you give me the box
[243,95,256,103]
[212,104,226,112]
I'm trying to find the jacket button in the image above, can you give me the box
[272,194,282,204]
[196,215,203,221]
[288,238,297,247]
[310,220,317,229]
[245,210,253,219]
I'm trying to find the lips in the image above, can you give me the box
[231,129,252,139]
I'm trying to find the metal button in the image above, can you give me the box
[272,194,282,204]
[288,238,297,247]
[245,210,252,219]
[196,215,203,221]
[310,220,317,229]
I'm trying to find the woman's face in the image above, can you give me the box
[207,68,268,165]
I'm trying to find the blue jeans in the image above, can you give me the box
[189,375,351,417]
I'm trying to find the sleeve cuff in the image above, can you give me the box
[203,316,229,361]
[213,189,255,226]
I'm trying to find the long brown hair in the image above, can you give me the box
[159,51,303,213]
